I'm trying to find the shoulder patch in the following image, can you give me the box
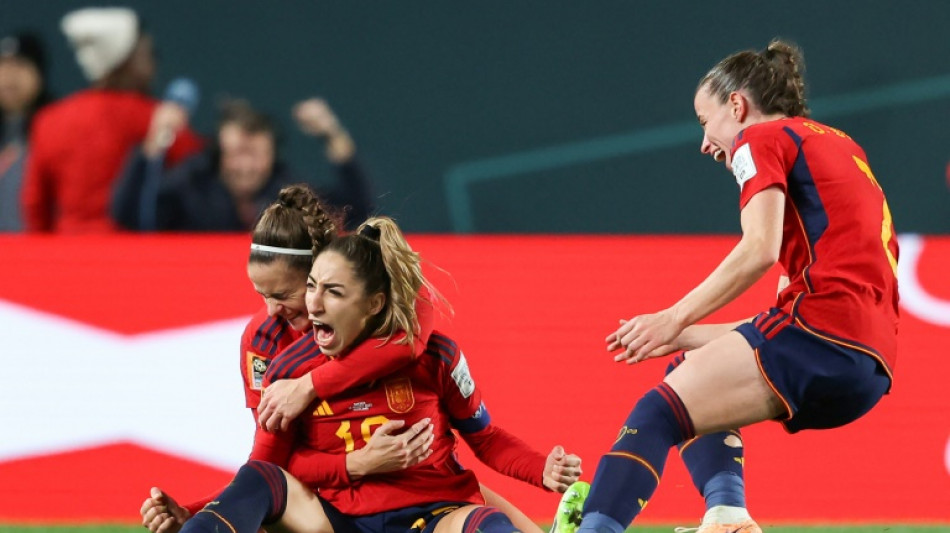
[451,351,475,398]
[731,143,757,190]
[246,352,269,390]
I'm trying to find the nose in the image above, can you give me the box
[700,135,714,155]
[306,289,323,316]
[265,299,283,317]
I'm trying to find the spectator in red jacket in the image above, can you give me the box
[21,7,201,233]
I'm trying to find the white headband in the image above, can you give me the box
[250,243,313,256]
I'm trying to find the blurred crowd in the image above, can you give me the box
[0,7,375,234]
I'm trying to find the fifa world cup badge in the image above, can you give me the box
[248,353,269,390]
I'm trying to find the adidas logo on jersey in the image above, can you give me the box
[313,401,334,416]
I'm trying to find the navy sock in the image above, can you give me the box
[579,383,695,531]
[702,471,746,509]
[181,460,288,533]
[462,506,518,533]
[666,353,746,509]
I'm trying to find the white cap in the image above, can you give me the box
[61,7,139,82]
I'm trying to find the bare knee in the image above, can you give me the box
[665,331,784,433]
[267,469,334,533]
[432,505,490,533]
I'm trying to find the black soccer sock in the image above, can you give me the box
[180,460,288,533]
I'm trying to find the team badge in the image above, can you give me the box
[384,377,415,413]
[247,352,269,390]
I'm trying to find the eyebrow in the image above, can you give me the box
[308,275,344,290]
[258,289,290,299]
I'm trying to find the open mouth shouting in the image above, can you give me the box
[312,319,336,350]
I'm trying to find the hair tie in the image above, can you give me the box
[359,225,381,241]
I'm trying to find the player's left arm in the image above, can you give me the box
[460,423,581,492]
[439,344,580,491]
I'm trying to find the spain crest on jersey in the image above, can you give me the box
[384,377,415,413]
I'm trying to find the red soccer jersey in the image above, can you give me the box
[731,117,899,376]
[186,301,434,516]
[259,331,547,515]
[22,89,202,233]
[239,308,306,410]
[241,287,436,411]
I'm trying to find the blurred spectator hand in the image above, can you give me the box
[293,98,340,136]
[143,102,190,159]
[293,98,354,163]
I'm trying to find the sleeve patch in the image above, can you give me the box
[451,351,476,398]
[247,352,269,390]
[731,143,757,190]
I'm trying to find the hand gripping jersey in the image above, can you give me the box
[260,331,547,515]
[731,117,899,377]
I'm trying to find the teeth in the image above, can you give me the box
[714,149,725,162]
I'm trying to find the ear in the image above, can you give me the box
[367,292,386,316]
[728,91,749,122]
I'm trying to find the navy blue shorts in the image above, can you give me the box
[318,498,469,533]
[736,309,891,433]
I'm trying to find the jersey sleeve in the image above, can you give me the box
[733,126,792,209]
[430,335,486,429]
[182,492,215,516]
[431,334,546,487]
[239,318,261,409]
[240,313,288,409]
[286,446,352,489]
[459,424,547,489]
[308,286,435,399]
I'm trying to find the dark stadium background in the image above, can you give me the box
[3,0,948,234]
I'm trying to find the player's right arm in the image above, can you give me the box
[287,418,434,488]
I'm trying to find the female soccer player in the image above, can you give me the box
[576,39,898,533]
[175,216,582,533]
[141,189,559,533]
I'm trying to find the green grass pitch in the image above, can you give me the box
[1,524,948,533]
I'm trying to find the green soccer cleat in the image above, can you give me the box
[549,481,590,533]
